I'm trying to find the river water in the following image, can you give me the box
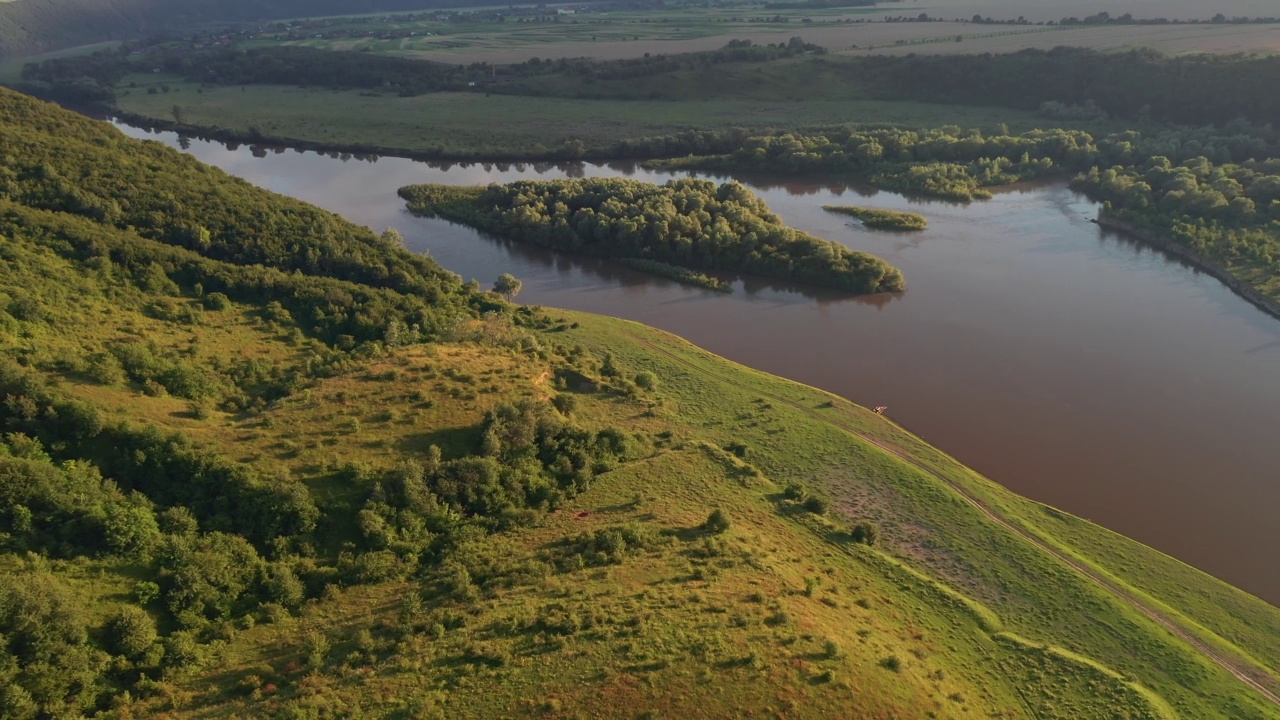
[116,125,1280,605]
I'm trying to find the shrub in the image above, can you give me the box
[85,352,126,385]
[266,564,306,609]
[164,630,205,668]
[803,496,829,515]
[850,521,881,546]
[600,353,620,377]
[633,371,659,391]
[133,580,161,605]
[188,401,212,420]
[823,638,842,659]
[783,482,807,501]
[551,394,577,415]
[306,631,331,670]
[8,297,42,322]
[105,606,158,658]
[702,508,730,535]
[881,655,903,672]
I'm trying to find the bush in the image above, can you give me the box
[881,655,903,672]
[265,564,306,609]
[823,638,842,659]
[783,482,807,501]
[8,297,42,322]
[633,371,659,391]
[803,496,829,515]
[850,521,880,546]
[133,580,161,605]
[551,394,577,415]
[702,508,730,535]
[164,630,205,668]
[85,352,126,385]
[105,606,158,659]
[600,352,620,377]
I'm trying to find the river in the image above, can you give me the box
[116,125,1280,605]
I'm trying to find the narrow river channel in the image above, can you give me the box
[116,124,1280,604]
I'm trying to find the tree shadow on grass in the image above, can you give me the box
[395,425,479,458]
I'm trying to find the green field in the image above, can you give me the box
[115,72,1065,157]
[0,39,119,83]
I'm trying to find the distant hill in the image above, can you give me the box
[0,0,495,60]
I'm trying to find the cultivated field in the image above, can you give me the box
[255,5,1280,65]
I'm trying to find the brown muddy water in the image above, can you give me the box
[116,124,1280,605]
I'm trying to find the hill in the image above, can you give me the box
[0,0,507,60]
[1,87,1279,718]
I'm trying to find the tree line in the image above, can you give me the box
[400,178,904,294]
[847,48,1280,128]
[17,38,822,106]
[647,123,1279,200]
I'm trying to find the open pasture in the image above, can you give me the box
[116,74,1060,157]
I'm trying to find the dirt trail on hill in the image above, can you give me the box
[623,330,1280,708]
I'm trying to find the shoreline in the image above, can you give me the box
[1094,214,1280,323]
[112,108,668,164]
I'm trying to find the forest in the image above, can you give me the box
[1074,156,1280,305]
[398,178,905,294]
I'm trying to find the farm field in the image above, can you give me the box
[262,14,1280,64]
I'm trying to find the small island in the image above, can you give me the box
[399,178,905,294]
[823,206,928,231]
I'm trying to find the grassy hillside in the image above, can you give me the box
[1,88,1279,718]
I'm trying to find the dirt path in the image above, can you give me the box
[625,330,1280,708]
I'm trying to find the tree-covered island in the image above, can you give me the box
[399,178,905,294]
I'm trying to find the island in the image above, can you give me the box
[823,205,929,231]
[398,178,906,294]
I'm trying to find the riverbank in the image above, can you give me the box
[1095,213,1280,324]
